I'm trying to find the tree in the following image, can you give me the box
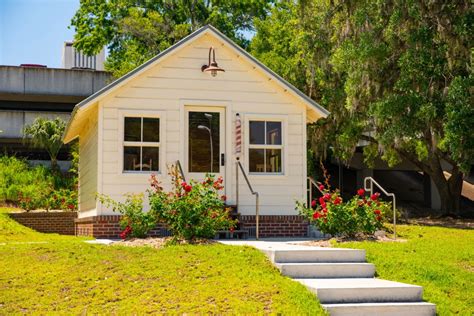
[252,1,473,214]
[23,117,66,171]
[70,0,273,77]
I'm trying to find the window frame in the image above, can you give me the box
[245,115,287,176]
[118,110,164,175]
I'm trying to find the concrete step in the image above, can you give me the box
[296,278,423,304]
[276,262,375,278]
[267,247,367,263]
[323,302,436,316]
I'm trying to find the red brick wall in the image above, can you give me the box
[239,215,308,237]
[75,214,308,238]
[9,212,78,235]
[75,215,167,238]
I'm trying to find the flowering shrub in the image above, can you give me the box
[97,193,156,239]
[148,166,236,241]
[47,189,77,211]
[296,185,391,237]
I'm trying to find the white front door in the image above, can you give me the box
[184,107,226,190]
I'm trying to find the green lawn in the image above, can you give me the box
[0,208,325,314]
[335,225,474,315]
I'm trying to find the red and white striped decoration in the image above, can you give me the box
[235,113,242,158]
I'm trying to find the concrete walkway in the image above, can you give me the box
[220,240,436,316]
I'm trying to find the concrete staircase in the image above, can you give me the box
[264,245,436,315]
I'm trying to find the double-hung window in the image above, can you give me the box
[123,117,160,172]
[248,120,283,174]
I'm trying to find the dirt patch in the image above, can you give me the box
[409,217,473,229]
[112,237,217,249]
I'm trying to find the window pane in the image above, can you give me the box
[124,117,141,141]
[266,122,282,145]
[143,118,160,142]
[142,147,159,171]
[249,121,265,145]
[266,149,282,173]
[188,111,220,173]
[249,149,265,173]
[124,146,141,171]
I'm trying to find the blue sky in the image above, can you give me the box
[0,0,79,68]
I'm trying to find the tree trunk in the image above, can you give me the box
[428,163,463,216]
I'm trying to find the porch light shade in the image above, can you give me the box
[201,47,225,77]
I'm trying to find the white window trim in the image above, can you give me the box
[244,114,288,178]
[118,110,166,175]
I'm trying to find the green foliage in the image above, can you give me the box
[71,0,273,77]
[253,0,473,212]
[297,185,390,236]
[97,193,156,238]
[149,167,236,241]
[23,117,66,171]
[0,156,77,211]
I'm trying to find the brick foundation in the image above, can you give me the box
[9,212,77,235]
[239,215,309,237]
[75,214,309,238]
[75,215,168,238]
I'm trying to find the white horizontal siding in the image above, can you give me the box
[96,33,307,216]
[78,109,98,212]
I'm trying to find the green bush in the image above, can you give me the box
[97,193,156,238]
[0,156,77,211]
[296,185,391,237]
[149,166,236,241]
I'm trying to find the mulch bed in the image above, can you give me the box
[296,231,407,248]
[112,237,217,249]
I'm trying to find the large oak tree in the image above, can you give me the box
[251,0,473,214]
[70,0,273,77]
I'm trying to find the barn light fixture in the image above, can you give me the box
[201,47,225,77]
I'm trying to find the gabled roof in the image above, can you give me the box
[63,25,329,142]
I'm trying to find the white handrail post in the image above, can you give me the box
[364,176,397,240]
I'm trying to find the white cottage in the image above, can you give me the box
[63,25,329,238]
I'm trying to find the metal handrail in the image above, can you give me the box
[364,177,397,239]
[176,160,186,182]
[236,160,260,240]
[307,176,324,207]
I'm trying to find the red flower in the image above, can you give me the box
[311,200,317,208]
[184,185,192,192]
[376,215,382,221]
[318,184,325,191]
[333,197,342,205]
[323,193,331,201]
[221,195,227,201]
[67,204,74,210]
[120,225,132,239]
[319,197,325,205]
[370,193,380,201]
[357,188,365,196]
[313,212,322,219]
[374,209,381,215]
[322,207,328,213]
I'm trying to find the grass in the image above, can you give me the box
[335,224,474,315]
[0,207,325,314]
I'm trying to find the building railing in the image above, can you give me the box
[236,160,260,240]
[364,177,397,239]
[176,160,186,182]
[307,176,324,207]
